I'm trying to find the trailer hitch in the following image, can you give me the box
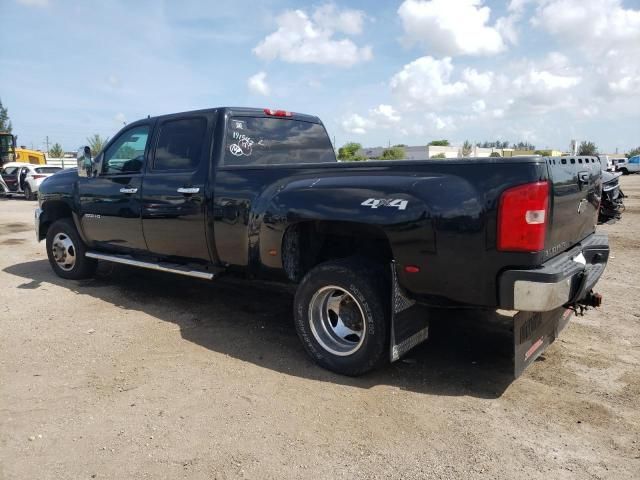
[569,290,603,316]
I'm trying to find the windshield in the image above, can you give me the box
[0,134,13,153]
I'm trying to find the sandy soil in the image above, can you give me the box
[1,176,639,479]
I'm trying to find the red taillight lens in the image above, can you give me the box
[263,108,292,117]
[497,181,549,252]
[32,174,47,180]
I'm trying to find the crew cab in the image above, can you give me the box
[35,107,609,376]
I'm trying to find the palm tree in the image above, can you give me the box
[87,134,109,156]
[49,143,64,158]
[461,140,473,157]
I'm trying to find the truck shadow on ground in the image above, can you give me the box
[6,259,520,399]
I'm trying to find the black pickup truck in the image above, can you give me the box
[35,107,609,376]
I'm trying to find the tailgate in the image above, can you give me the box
[546,156,601,255]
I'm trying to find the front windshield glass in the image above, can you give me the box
[0,134,12,153]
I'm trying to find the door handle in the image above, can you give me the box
[177,187,200,194]
[119,187,138,194]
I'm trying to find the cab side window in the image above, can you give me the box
[103,125,150,175]
[153,118,207,171]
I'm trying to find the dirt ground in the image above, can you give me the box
[1,176,639,480]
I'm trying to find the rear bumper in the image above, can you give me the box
[499,233,609,311]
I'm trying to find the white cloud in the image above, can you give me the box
[398,0,506,56]
[369,104,401,125]
[471,100,486,113]
[247,71,270,96]
[608,76,640,95]
[312,4,365,35]
[514,70,580,92]
[341,114,373,135]
[495,14,520,45]
[507,0,532,13]
[253,7,372,67]
[542,52,570,70]
[533,0,640,48]
[390,56,468,108]
[462,68,493,94]
[366,53,583,138]
[425,113,455,130]
[531,0,640,99]
[341,104,401,135]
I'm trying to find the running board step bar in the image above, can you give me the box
[85,251,220,280]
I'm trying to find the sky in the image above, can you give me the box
[1,0,639,154]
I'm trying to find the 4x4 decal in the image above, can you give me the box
[361,198,408,210]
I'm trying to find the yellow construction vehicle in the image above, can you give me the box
[0,132,46,166]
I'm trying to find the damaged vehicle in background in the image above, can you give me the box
[598,170,625,224]
[35,107,610,378]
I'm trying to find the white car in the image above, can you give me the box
[0,162,63,200]
[623,155,640,174]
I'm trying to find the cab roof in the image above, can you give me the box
[139,107,323,125]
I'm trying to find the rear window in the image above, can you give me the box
[35,167,62,174]
[223,117,336,166]
[2,166,18,175]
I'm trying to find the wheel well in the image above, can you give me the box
[282,221,393,282]
[39,201,73,240]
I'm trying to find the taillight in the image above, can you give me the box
[32,174,47,180]
[497,181,549,252]
[263,108,292,117]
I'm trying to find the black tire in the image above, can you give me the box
[294,258,389,376]
[46,218,97,280]
[620,168,629,175]
[23,184,33,201]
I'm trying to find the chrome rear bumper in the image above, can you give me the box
[499,233,609,312]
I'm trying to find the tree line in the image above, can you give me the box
[337,138,640,161]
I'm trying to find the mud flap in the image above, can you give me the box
[513,307,573,377]
[389,262,430,362]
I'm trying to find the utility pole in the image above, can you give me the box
[45,136,50,156]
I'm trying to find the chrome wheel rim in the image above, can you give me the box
[308,286,366,356]
[51,232,76,271]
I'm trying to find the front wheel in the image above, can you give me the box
[46,218,97,280]
[620,168,629,175]
[293,258,389,376]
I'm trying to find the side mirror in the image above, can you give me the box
[76,146,92,177]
